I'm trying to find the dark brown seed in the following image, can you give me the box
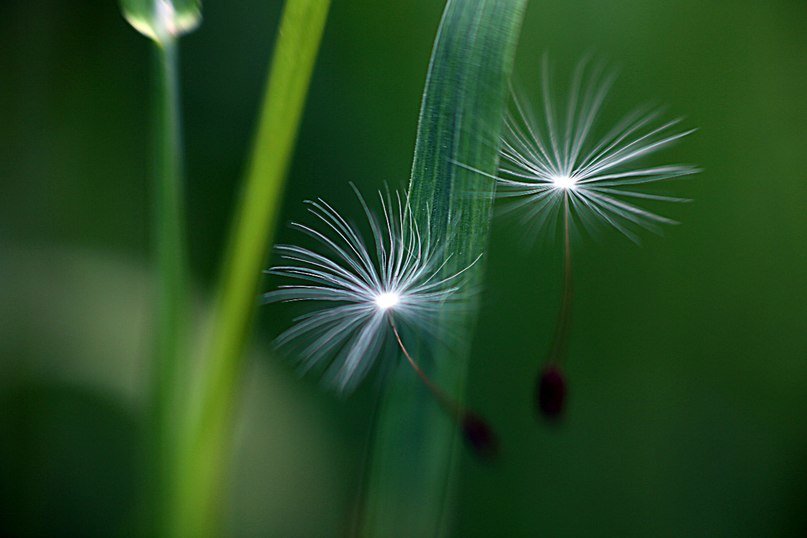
[461,412,499,460]
[537,365,566,420]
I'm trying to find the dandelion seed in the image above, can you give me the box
[461,412,499,460]
[461,57,699,422]
[264,186,497,458]
[537,364,566,420]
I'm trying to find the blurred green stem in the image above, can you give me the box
[151,35,188,535]
[169,1,330,536]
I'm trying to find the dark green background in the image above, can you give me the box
[2,1,806,536]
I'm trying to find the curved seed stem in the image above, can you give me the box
[547,193,574,364]
[388,315,462,419]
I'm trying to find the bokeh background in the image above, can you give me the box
[2,0,806,536]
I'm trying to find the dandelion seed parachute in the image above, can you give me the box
[264,187,498,458]
[497,57,700,243]
[477,57,699,422]
[263,186,477,394]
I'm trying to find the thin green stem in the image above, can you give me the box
[151,36,188,535]
[169,2,330,536]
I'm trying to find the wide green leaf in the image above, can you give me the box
[362,0,527,535]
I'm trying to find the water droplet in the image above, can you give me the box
[120,0,201,44]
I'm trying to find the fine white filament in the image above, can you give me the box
[264,187,477,393]
[497,57,700,242]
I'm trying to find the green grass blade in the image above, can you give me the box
[169,1,330,536]
[362,0,526,535]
